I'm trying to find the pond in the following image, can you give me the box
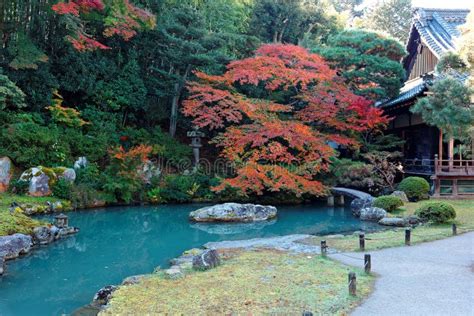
[0,202,380,316]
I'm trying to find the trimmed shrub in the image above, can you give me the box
[373,195,403,212]
[8,179,29,195]
[52,178,72,200]
[398,177,430,201]
[415,202,456,223]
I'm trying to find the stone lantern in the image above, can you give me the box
[187,127,205,168]
[54,213,68,228]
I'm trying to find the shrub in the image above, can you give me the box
[8,179,29,195]
[415,202,456,223]
[373,195,403,212]
[160,173,218,202]
[398,177,430,201]
[52,178,72,200]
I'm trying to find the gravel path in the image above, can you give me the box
[330,232,474,316]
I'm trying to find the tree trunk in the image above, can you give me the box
[448,137,454,170]
[169,64,192,137]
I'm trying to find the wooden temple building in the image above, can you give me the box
[380,8,473,198]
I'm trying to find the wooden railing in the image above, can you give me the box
[434,155,474,176]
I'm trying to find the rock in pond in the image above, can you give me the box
[93,285,117,307]
[33,226,58,245]
[189,203,277,222]
[0,234,33,260]
[0,157,13,193]
[192,249,220,270]
[0,256,5,275]
[351,197,373,217]
[391,190,409,202]
[378,217,409,227]
[359,207,387,221]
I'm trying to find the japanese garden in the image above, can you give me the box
[0,0,473,315]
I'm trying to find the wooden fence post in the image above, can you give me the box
[359,233,365,251]
[321,240,327,256]
[405,229,411,246]
[348,272,357,296]
[364,254,371,274]
[452,224,457,236]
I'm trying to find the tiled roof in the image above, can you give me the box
[411,8,469,58]
[379,76,429,108]
[380,72,469,108]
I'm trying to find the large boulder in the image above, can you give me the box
[351,197,374,217]
[378,217,409,227]
[360,207,387,221]
[390,190,409,202]
[74,157,88,170]
[0,157,13,193]
[21,167,54,197]
[59,168,76,183]
[0,234,33,260]
[192,249,220,270]
[189,203,277,222]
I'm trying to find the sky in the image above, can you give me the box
[411,0,472,9]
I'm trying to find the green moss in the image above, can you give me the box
[102,250,374,315]
[0,209,45,236]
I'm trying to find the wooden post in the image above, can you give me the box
[327,195,334,207]
[359,233,365,251]
[321,240,327,256]
[348,272,357,296]
[335,195,345,206]
[448,137,454,171]
[405,229,411,246]
[438,129,443,162]
[452,224,457,236]
[364,254,371,274]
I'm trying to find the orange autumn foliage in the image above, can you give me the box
[183,44,389,197]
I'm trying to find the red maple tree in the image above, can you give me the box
[52,0,155,51]
[183,44,388,197]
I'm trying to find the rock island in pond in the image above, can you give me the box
[189,203,277,223]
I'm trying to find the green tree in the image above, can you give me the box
[356,0,412,43]
[249,0,343,44]
[0,70,26,110]
[316,29,406,100]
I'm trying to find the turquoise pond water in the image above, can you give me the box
[0,202,380,316]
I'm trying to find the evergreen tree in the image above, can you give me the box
[316,30,406,100]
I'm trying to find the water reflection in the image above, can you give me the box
[190,219,277,235]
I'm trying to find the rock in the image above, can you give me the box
[189,203,277,222]
[192,249,220,270]
[59,226,80,236]
[74,157,88,170]
[0,234,33,260]
[360,207,387,221]
[139,160,161,184]
[350,198,373,217]
[0,157,13,193]
[0,255,5,275]
[122,275,146,285]
[59,168,76,183]
[33,226,57,245]
[378,217,409,227]
[391,190,409,202]
[93,285,117,307]
[21,167,54,197]
[164,266,184,279]
[406,215,422,225]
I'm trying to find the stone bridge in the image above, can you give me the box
[328,187,373,206]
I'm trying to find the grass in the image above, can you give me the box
[303,199,474,252]
[102,249,374,315]
[0,193,67,236]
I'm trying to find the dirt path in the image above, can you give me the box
[330,232,474,316]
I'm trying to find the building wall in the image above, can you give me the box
[408,44,438,80]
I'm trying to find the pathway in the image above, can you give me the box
[330,232,474,316]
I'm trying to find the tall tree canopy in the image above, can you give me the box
[356,0,412,43]
[183,44,388,197]
[249,0,343,44]
[316,30,406,100]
